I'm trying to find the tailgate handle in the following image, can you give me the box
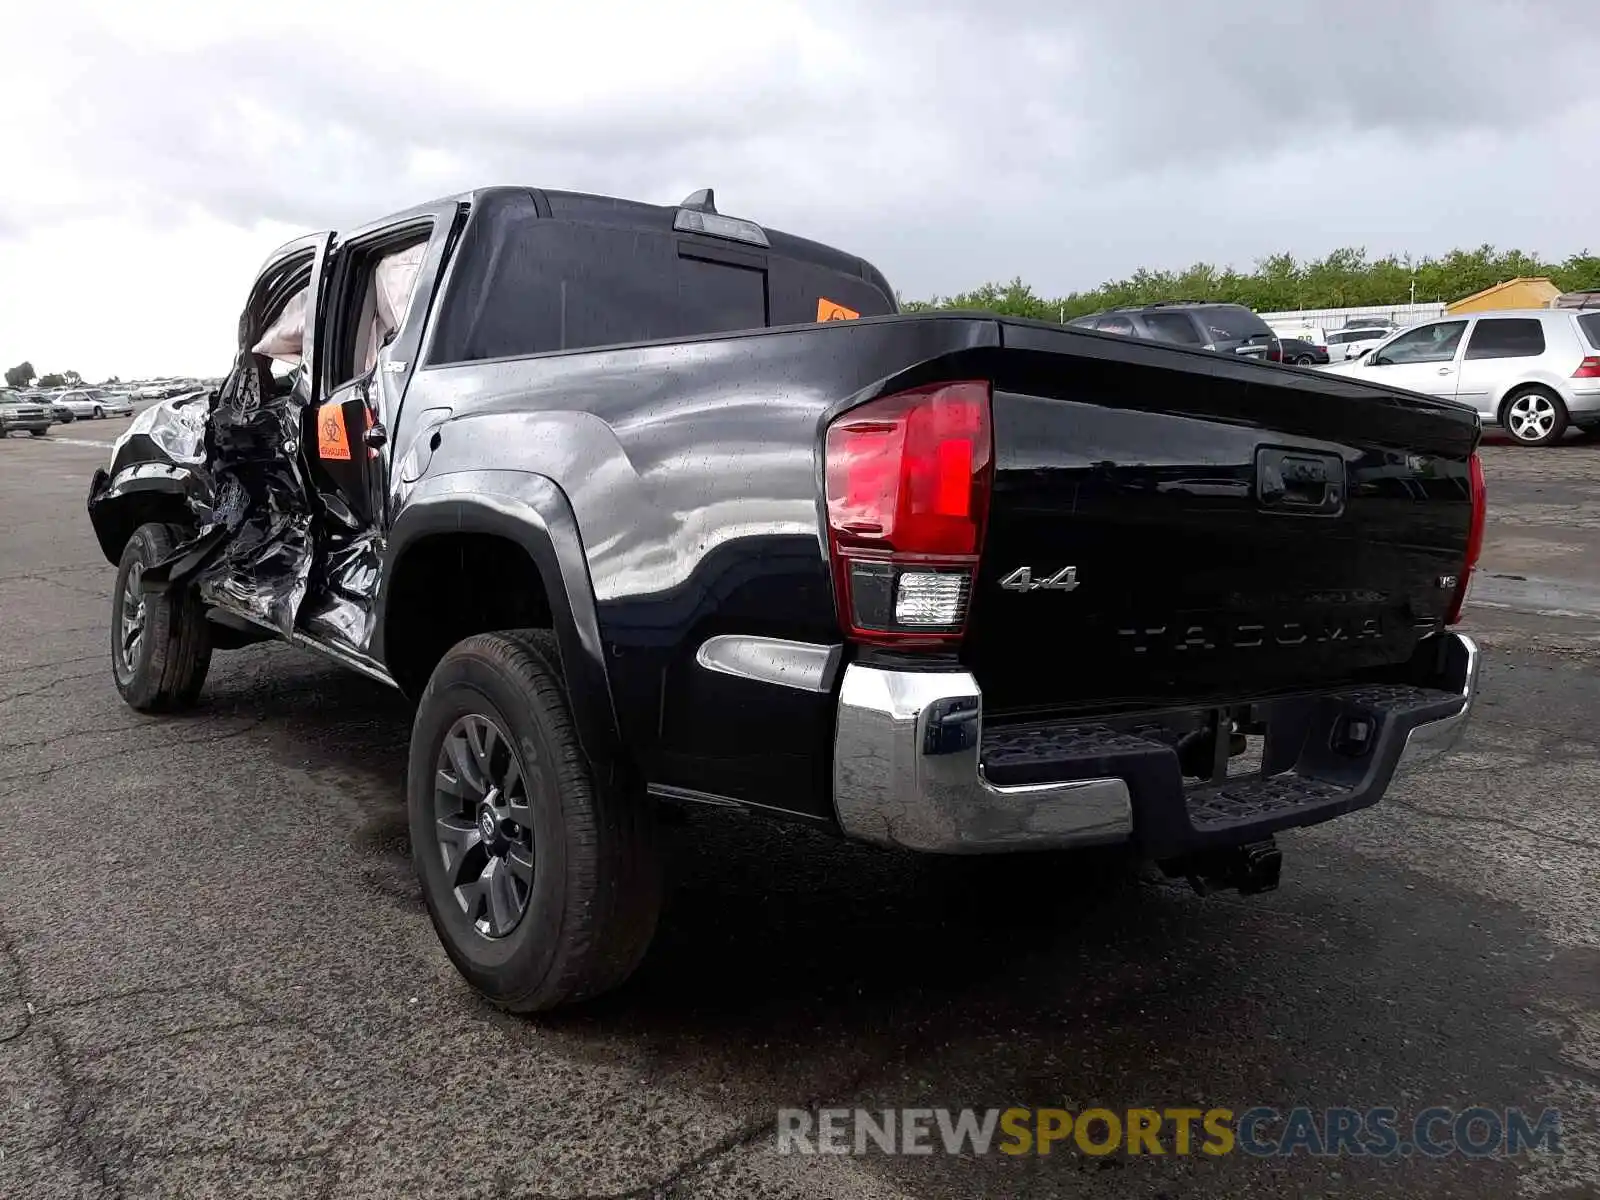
[1256,448,1344,515]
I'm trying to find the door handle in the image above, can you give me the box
[1437,367,1452,375]
[363,422,388,449]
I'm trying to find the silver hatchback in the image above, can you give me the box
[1326,308,1600,446]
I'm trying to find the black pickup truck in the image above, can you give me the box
[88,186,1485,1012]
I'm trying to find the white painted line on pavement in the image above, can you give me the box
[37,436,115,449]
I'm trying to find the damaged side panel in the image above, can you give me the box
[298,531,384,649]
[91,233,338,639]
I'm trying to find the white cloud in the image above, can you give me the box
[2,0,1597,379]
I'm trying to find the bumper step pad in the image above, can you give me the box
[1328,683,1464,718]
[1185,773,1349,830]
[976,666,1474,855]
[983,722,1167,774]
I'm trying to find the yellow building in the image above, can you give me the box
[1447,277,1561,314]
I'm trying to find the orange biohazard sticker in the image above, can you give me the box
[317,401,351,461]
[817,297,860,322]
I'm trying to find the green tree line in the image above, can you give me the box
[4,362,83,388]
[902,245,1600,321]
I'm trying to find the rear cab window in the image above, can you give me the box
[1465,318,1546,360]
[428,190,895,364]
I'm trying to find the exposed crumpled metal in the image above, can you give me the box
[149,352,317,637]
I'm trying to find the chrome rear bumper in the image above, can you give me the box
[832,633,1480,855]
[1395,632,1480,770]
[832,666,1132,853]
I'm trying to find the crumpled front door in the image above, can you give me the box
[142,233,335,638]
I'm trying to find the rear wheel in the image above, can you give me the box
[28,430,46,437]
[111,522,212,710]
[1501,386,1567,447]
[1294,353,1316,366]
[409,630,662,1012]
[93,406,104,419]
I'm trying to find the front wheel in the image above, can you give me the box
[408,631,662,1012]
[111,523,212,710]
[93,406,104,419]
[1502,387,1568,447]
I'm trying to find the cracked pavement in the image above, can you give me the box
[0,428,1596,1198]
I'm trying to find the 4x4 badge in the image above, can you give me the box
[999,566,1079,593]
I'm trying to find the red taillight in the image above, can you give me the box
[825,381,993,645]
[1445,452,1486,625]
[1574,356,1600,379]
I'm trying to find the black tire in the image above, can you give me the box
[28,430,46,437]
[1295,354,1316,366]
[111,522,212,711]
[409,630,662,1012]
[93,406,104,419]
[1500,386,1568,447]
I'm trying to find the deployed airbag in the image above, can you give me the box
[252,287,308,364]
[362,243,424,375]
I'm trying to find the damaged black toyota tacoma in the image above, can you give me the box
[88,186,1485,1011]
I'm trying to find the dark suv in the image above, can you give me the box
[1070,302,1281,361]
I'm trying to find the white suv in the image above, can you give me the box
[1326,309,1600,446]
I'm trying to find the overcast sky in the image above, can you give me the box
[2,0,1597,380]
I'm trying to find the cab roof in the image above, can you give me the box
[272,185,893,302]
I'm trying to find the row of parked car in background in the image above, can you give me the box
[1066,302,1377,368]
[1,378,211,437]
[1068,300,1600,446]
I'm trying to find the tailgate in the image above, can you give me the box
[964,322,1480,718]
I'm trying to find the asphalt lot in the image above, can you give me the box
[0,423,1596,1198]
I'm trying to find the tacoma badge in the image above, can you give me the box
[999,566,1079,593]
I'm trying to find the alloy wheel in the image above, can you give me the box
[1507,393,1556,443]
[433,713,536,939]
[117,562,146,678]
